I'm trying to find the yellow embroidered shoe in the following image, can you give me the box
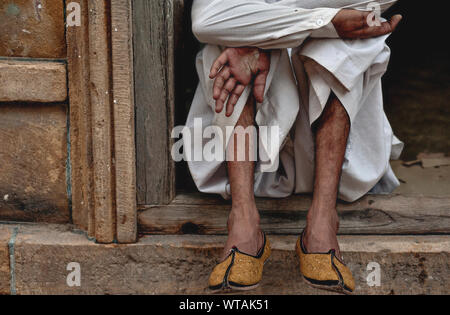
[295,232,355,294]
[208,233,271,292]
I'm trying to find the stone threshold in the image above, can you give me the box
[1,222,449,295]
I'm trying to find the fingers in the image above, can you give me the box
[215,71,268,116]
[219,71,267,117]
[389,14,403,32]
[350,10,370,30]
[334,9,369,31]
[253,70,268,103]
[225,84,245,117]
[210,50,229,79]
[213,66,231,100]
[350,22,390,38]
[215,77,246,116]
[349,14,402,39]
[215,77,237,114]
[337,9,403,39]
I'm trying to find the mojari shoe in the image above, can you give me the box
[208,233,271,292]
[296,231,355,294]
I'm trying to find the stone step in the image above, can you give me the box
[1,223,449,295]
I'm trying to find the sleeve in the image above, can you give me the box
[192,0,340,49]
[310,21,339,38]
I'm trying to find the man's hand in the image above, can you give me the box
[209,47,270,117]
[332,9,402,39]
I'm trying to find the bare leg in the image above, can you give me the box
[221,96,263,261]
[304,94,350,259]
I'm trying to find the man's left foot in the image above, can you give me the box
[303,208,342,259]
[220,207,264,262]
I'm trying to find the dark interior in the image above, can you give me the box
[383,2,449,160]
[175,1,450,192]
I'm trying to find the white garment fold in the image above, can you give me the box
[192,0,340,49]
[185,0,402,202]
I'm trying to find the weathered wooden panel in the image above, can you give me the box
[134,0,176,205]
[66,0,94,236]
[88,0,116,243]
[0,103,69,223]
[0,60,67,102]
[111,0,137,243]
[0,0,66,58]
[138,194,450,235]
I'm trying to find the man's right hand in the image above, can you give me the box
[332,9,402,39]
[209,47,270,117]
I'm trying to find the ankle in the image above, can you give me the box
[228,209,260,231]
[230,200,258,217]
[229,211,260,224]
[307,208,339,232]
[307,205,338,220]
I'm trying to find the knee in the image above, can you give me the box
[330,97,350,123]
[317,95,350,127]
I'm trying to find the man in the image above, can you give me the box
[185,0,403,293]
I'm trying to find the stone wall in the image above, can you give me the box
[0,0,66,58]
[0,1,69,223]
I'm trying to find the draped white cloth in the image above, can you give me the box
[185,0,403,202]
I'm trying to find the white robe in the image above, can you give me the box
[185,0,403,202]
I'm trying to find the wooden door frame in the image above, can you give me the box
[67,0,182,244]
[67,0,137,244]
